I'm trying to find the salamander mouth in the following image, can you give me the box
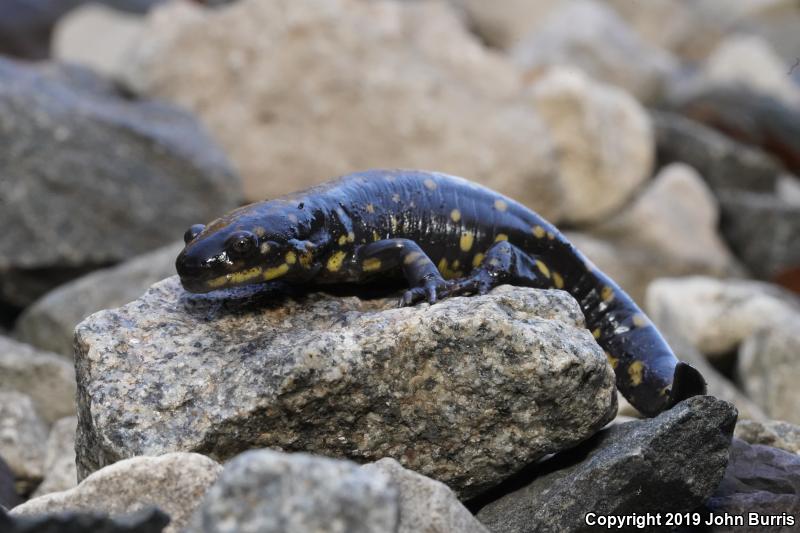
[179,276,217,294]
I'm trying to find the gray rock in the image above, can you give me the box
[1,506,169,533]
[362,458,489,533]
[739,316,800,425]
[0,391,47,495]
[0,336,76,422]
[14,242,182,358]
[32,416,78,497]
[511,0,676,103]
[74,279,617,497]
[0,455,19,509]
[718,190,800,280]
[476,396,737,533]
[190,450,399,533]
[11,452,221,533]
[704,438,800,533]
[735,419,800,455]
[0,58,240,308]
[653,111,782,194]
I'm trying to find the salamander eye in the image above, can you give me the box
[226,231,257,258]
[184,224,205,244]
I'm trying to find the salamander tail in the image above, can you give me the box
[667,361,707,408]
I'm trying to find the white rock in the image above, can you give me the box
[449,0,561,49]
[0,391,47,489]
[11,453,222,533]
[529,68,653,225]
[32,416,78,497]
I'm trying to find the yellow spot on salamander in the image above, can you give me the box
[347,232,355,243]
[535,260,551,278]
[263,263,290,281]
[362,258,382,272]
[373,231,380,242]
[472,253,485,267]
[601,285,615,303]
[327,251,347,272]
[632,313,649,328]
[424,178,437,190]
[299,250,313,268]
[606,352,619,369]
[494,233,508,242]
[437,258,448,274]
[592,328,601,339]
[366,203,375,213]
[338,235,348,245]
[552,271,564,289]
[404,252,422,265]
[532,225,546,239]
[207,266,265,288]
[628,360,644,386]
[452,259,460,269]
[460,232,474,252]
[494,199,508,211]
[436,257,462,279]
[450,209,461,222]
[285,251,296,265]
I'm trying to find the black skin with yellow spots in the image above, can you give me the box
[176,169,706,416]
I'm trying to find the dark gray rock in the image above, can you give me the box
[704,439,800,532]
[0,59,240,308]
[189,450,399,533]
[476,396,737,533]
[0,506,169,533]
[14,242,182,358]
[74,279,616,498]
[718,190,800,280]
[0,455,19,510]
[653,111,782,195]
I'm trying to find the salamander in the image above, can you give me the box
[176,169,707,416]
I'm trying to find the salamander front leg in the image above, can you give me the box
[355,239,453,306]
[448,241,552,296]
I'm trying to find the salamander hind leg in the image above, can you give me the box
[355,239,453,306]
[447,241,552,297]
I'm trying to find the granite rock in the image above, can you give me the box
[528,68,653,226]
[0,336,76,422]
[704,438,800,533]
[363,458,489,533]
[739,317,800,425]
[511,0,676,103]
[123,0,562,219]
[735,419,800,455]
[74,279,617,497]
[646,277,800,361]
[14,242,182,358]
[0,58,239,308]
[476,396,737,533]
[32,417,78,497]
[189,450,398,533]
[11,453,221,533]
[0,391,47,494]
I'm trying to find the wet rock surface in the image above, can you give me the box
[11,453,221,533]
[476,396,737,533]
[0,335,76,422]
[189,450,399,533]
[14,242,182,358]
[74,279,616,497]
[0,58,239,308]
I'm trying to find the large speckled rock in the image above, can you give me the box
[528,68,653,226]
[74,279,617,497]
[362,458,489,533]
[739,317,800,425]
[122,0,562,220]
[0,59,239,309]
[0,391,47,494]
[11,453,221,533]
[511,0,676,103]
[646,277,800,360]
[14,242,182,358]
[189,450,398,533]
[0,335,76,422]
[477,396,737,533]
[735,419,800,455]
[32,416,78,497]
[574,164,740,303]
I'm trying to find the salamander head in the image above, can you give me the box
[176,202,314,293]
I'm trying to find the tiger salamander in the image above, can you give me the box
[176,169,707,416]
